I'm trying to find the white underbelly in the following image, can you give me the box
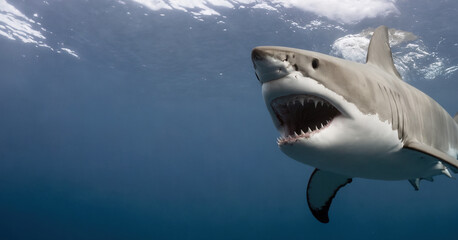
[281,146,444,180]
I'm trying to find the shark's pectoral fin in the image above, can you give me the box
[404,141,458,173]
[306,169,352,223]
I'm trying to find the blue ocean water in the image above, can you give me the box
[0,1,457,239]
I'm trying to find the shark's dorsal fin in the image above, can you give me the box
[306,169,352,223]
[366,26,402,79]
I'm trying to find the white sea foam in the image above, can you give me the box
[331,34,370,62]
[0,0,79,58]
[59,48,80,59]
[281,18,346,32]
[444,66,458,76]
[276,0,398,24]
[0,0,50,48]
[331,28,457,80]
[252,3,277,11]
[130,0,399,24]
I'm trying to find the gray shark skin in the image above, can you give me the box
[251,26,458,223]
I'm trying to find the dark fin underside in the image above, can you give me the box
[306,169,352,223]
[408,178,420,191]
[408,177,434,191]
[366,26,402,79]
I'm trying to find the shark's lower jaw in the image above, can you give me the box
[271,94,341,145]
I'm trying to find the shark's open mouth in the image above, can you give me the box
[271,94,341,144]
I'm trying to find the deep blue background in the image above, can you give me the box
[1,1,457,239]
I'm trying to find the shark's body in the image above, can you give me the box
[251,26,458,223]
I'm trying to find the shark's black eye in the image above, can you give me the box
[312,58,319,69]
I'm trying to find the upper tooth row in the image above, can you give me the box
[286,98,328,107]
[273,96,329,107]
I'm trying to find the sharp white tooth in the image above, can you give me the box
[315,126,319,131]
[300,98,305,105]
[308,127,312,132]
[314,100,318,108]
[300,130,305,135]
[294,132,299,137]
[321,123,324,128]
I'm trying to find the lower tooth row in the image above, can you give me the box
[277,128,311,144]
[277,120,333,144]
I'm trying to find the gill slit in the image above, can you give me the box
[379,83,395,130]
[397,93,406,142]
[379,83,404,141]
[389,89,402,141]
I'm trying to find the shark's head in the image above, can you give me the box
[252,41,403,170]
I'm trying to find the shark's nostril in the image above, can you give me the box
[251,49,264,61]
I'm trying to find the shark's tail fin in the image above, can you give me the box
[454,112,458,123]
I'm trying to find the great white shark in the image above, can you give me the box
[251,26,458,223]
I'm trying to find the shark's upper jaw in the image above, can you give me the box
[252,47,345,145]
[271,94,341,145]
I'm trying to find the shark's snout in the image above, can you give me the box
[251,49,266,82]
[251,49,262,60]
[251,48,268,74]
[251,47,293,83]
[251,48,265,63]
